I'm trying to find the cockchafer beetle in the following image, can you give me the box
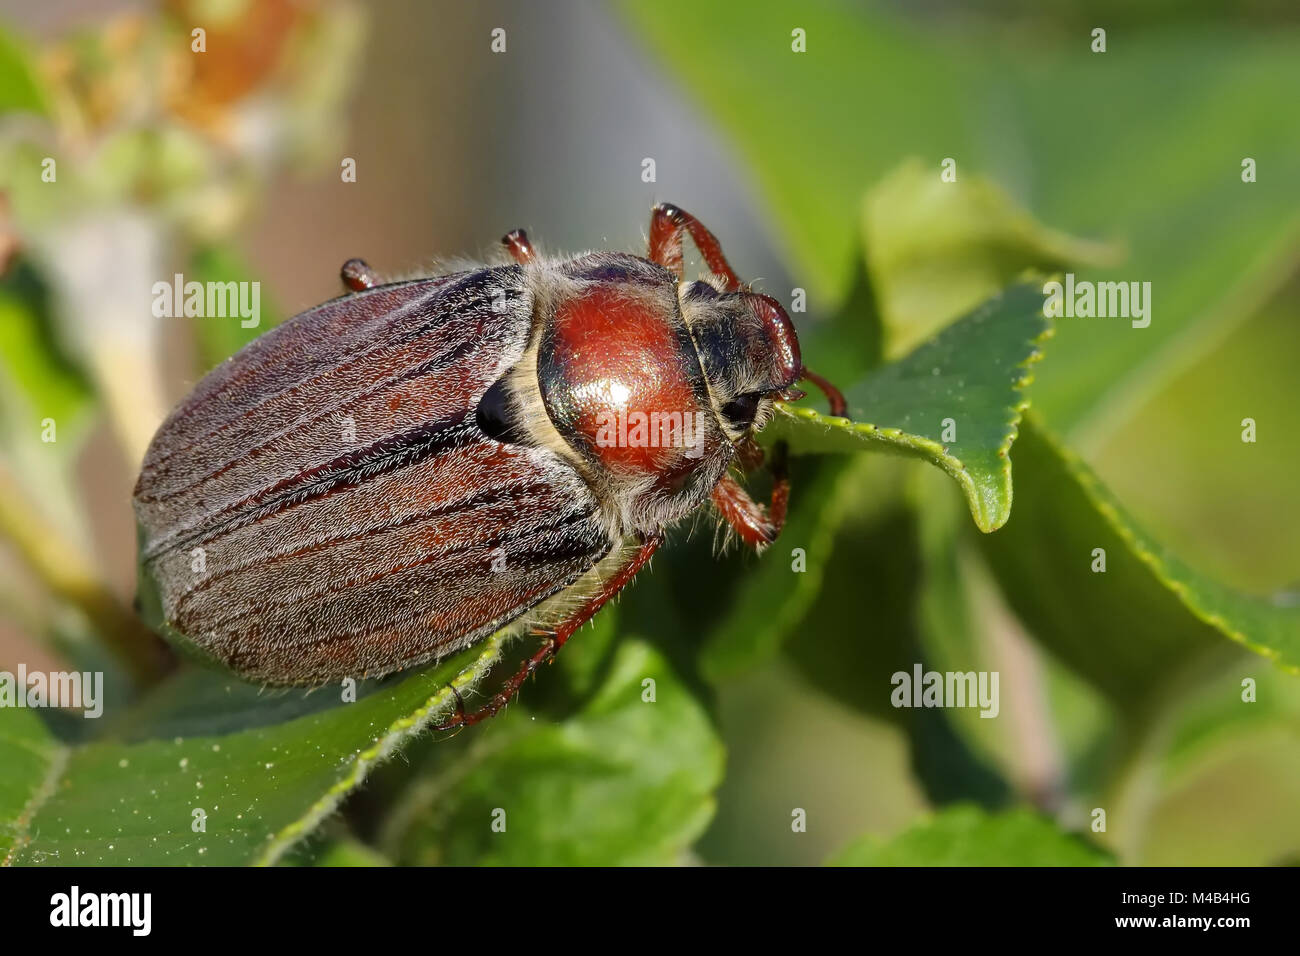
[134,203,845,726]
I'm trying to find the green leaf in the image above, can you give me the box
[0,632,508,866]
[863,160,1118,357]
[829,804,1113,866]
[979,416,1300,707]
[619,0,1300,440]
[774,281,1051,532]
[1089,302,1300,593]
[386,639,724,866]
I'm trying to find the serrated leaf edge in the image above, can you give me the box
[776,305,1052,533]
[1024,413,1300,677]
[251,630,510,866]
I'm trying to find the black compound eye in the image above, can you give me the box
[720,392,760,431]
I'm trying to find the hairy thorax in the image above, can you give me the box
[505,253,733,538]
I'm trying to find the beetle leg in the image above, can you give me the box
[712,441,789,549]
[648,202,743,291]
[435,532,663,730]
[437,685,467,738]
[799,367,847,417]
[502,229,536,264]
[340,258,378,292]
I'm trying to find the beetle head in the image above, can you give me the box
[679,281,803,441]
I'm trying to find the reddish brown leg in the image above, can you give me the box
[712,441,790,549]
[502,229,536,264]
[800,368,847,417]
[341,258,378,292]
[435,532,663,730]
[648,202,743,291]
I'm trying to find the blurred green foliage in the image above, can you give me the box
[830,805,1113,866]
